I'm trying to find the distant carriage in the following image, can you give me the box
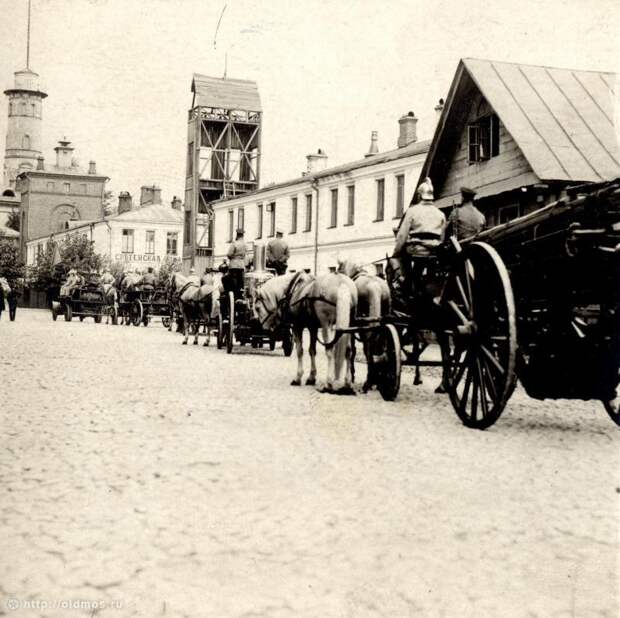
[219,267,293,356]
[51,282,106,323]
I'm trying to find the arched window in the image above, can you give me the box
[19,101,26,115]
[31,103,36,117]
[22,135,31,149]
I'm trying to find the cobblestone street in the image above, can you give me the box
[1,309,618,617]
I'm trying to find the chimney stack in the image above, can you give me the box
[397,112,418,148]
[306,149,328,174]
[36,156,44,171]
[140,185,162,206]
[434,98,445,120]
[88,160,97,175]
[54,137,74,168]
[365,131,379,158]
[171,195,182,210]
[118,191,133,214]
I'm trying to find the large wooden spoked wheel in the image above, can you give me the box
[226,291,235,354]
[131,300,143,327]
[370,324,402,402]
[64,303,73,322]
[440,242,517,430]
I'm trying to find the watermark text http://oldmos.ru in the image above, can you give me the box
[5,598,123,611]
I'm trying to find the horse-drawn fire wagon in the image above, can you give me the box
[341,179,619,429]
[219,249,293,356]
[51,283,106,323]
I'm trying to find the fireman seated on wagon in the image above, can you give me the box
[390,177,446,307]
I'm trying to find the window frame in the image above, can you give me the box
[166,231,178,256]
[227,209,234,242]
[375,178,385,222]
[267,202,276,237]
[63,182,70,194]
[328,188,338,229]
[290,196,298,234]
[256,203,263,239]
[237,207,245,233]
[345,185,355,226]
[145,230,155,254]
[395,174,405,219]
[304,194,312,232]
[121,228,134,254]
[468,113,500,163]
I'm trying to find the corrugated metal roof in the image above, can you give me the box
[462,58,619,182]
[192,74,262,112]
[112,204,183,224]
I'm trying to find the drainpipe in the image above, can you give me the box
[103,218,112,259]
[312,178,320,274]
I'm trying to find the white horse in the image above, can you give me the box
[254,271,358,394]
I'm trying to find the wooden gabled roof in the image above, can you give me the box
[191,74,262,112]
[421,58,619,195]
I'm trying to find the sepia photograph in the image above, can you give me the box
[0,0,618,616]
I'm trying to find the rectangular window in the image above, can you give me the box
[290,197,298,234]
[304,194,312,232]
[375,178,385,221]
[122,229,134,253]
[63,182,70,194]
[145,230,155,254]
[395,174,405,218]
[237,207,244,233]
[166,232,178,255]
[47,181,55,192]
[329,189,338,228]
[499,204,520,224]
[346,185,355,226]
[256,203,263,239]
[227,209,234,242]
[80,183,87,194]
[469,113,500,162]
[267,202,276,237]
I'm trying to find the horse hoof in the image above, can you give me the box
[182,340,188,345]
[434,384,447,394]
[318,385,334,394]
[362,382,371,393]
[336,385,356,396]
[193,341,198,345]
[290,379,301,386]
[414,378,423,386]
[305,377,316,386]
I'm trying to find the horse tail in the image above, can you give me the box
[334,283,353,380]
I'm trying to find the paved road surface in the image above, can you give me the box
[1,309,618,617]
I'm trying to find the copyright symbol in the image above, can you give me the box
[6,598,19,610]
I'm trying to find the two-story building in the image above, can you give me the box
[211,113,432,274]
[418,58,619,223]
[26,189,183,270]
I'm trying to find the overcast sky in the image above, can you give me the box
[1,0,618,203]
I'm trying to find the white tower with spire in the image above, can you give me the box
[3,0,47,189]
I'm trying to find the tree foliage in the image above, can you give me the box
[0,238,25,288]
[157,256,182,285]
[28,234,104,290]
[6,209,20,232]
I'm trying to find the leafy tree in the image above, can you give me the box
[6,209,20,232]
[157,256,182,285]
[28,234,103,290]
[103,190,115,216]
[0,238,25,289]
